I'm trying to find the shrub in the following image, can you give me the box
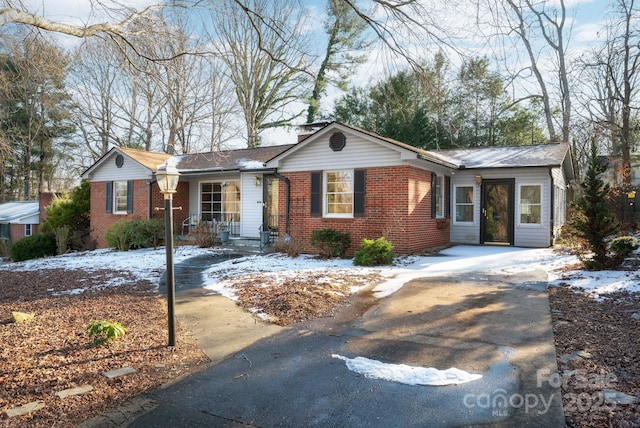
[10,234,56,262]
[608,235,639,266]
[105,218,165,251]
[87,320,128,346]
[0,238,11,258]
[310,228,351,258]
[128,218,165,249]
[354,237,394,266]
[275,233,302,257]
[104,219,132,251]
[191,221,216,248]
[41,180,91,250]
[54,225,71,255]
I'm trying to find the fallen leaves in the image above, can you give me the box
[549,285,640,427]
[230,269,384,325]
[0,268,209,428]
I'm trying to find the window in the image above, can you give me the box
[311,170,365,218]
[520,185,541,224]
[200,181,240,223]
[24,224,32,237]
[325,170,354,216]
[435,175,444,218]
[113,181,129,214]
[455,186,474,223]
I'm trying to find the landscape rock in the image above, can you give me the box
[10,311,35,323]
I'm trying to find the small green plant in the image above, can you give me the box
[354,237,394,266]
[10,234,57,262]
[87,320,128,345]
[310,228,351,258]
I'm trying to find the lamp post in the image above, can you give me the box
[155,160,180,346]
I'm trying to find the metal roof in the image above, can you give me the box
[0,201,39,223]
[427,143,571,169]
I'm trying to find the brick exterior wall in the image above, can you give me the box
[9,223,38,243]
[279,165,450,256]
[89,180,191,249]
[91,180,189,248]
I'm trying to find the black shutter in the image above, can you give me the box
[354,169,366,217]
[431,172,437,218]
[310,172,322,217]
[106,182,112,213]
[445,176,451,219]
[126,181,134,214]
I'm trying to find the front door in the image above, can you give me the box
[262,176,279,234]
[481,179,514,245]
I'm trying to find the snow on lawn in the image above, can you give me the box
[2,243,639,387]
[0,245,215,287]
[2,243,639,300]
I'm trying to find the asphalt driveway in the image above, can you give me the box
[84,259,564,427]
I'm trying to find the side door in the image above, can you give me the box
[480,179,514,245]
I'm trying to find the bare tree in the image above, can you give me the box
[578,0,640,187]
[208,0,312,148]
[484,0,573,143]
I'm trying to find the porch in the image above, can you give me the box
[178,213,279,252]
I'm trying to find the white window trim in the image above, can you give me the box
[113,180,128,215]
[324,169,354,218]
[453,184,475,225]
[435,175,445,218]
[518,183,543,227]
[24,224,32,237]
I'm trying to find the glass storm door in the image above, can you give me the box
[481,179,514,245]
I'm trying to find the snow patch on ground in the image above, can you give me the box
[332,354,483,386]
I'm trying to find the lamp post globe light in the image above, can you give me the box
[155,160,180,346]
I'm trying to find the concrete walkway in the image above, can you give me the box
[85,257,565,427]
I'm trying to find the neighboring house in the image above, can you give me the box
[0,193,58,244]
[0,201,40,243]
[81,122,574,254]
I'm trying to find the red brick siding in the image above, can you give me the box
[9,223,38,242]
[90,180,190,248]
[278,166,450,256]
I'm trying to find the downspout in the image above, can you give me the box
[548,168,555,246]
[148,179,157,219]
[272,172,290,235]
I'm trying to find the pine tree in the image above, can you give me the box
[568,138,620,270]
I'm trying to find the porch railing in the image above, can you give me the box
[181,214,240,237]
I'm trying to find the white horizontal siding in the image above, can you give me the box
[241,173,262,238]
[90,152,154,181]
[450,168,555,248]
[277,132,407,172]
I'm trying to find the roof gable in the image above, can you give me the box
[266,122,458,170]
[82,147,172,179]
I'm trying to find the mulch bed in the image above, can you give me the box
[0,268,209,428]
[549,273,640,426]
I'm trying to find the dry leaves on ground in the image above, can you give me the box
[0,268,209,428]
[550,275,640,427]
[231,269,384,325]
